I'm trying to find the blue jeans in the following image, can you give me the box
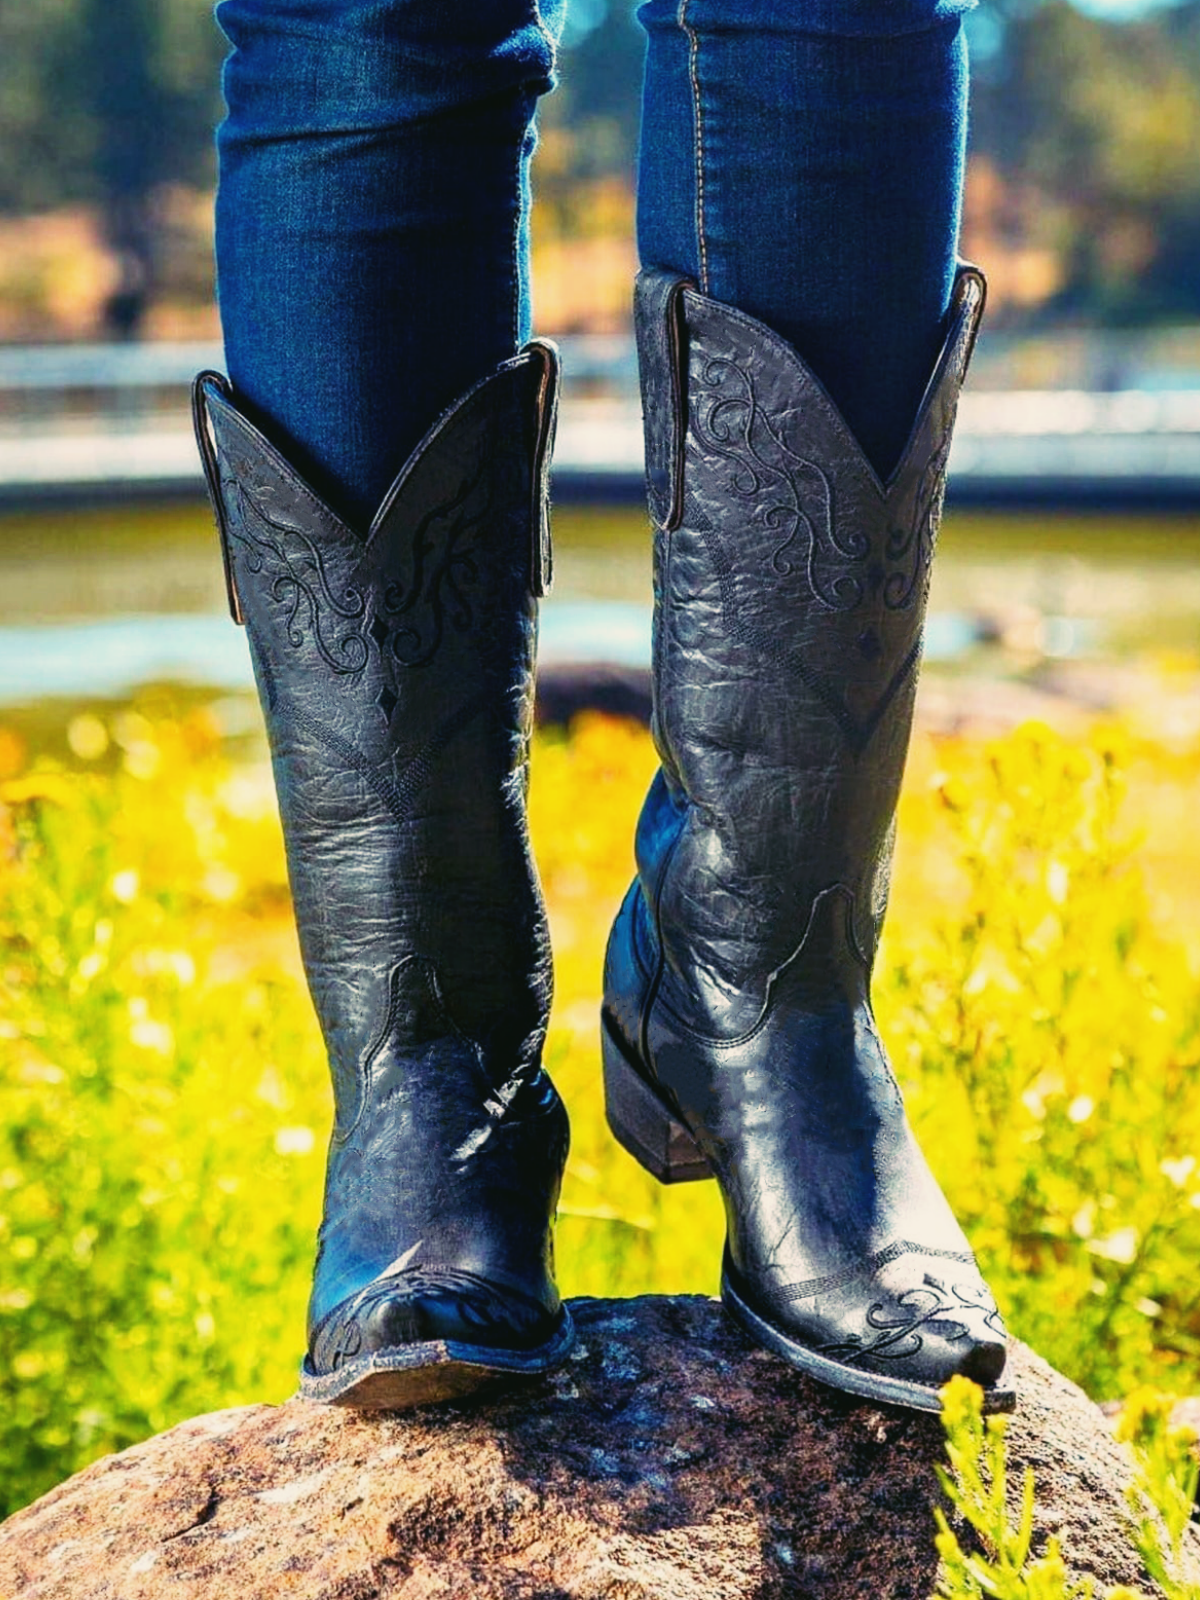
[215,0,975,525]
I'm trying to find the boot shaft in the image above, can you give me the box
[193,348,559,1102]
[601,272,1010,1415]
[634,268,985,1002]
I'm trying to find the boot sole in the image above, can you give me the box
[603,1012,1016,1415]
[298,1307,576,1409]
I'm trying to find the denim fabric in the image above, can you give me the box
[637,0,975,478]
[215,0,565,527]
[214,0,973,519]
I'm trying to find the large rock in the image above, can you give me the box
[0,1297,1161,1599]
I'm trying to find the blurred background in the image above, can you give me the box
[5,0,1200,708]
[8,0,1200,1526]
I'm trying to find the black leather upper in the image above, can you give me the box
[604,269,1008,1398]
[194,350,568,1370]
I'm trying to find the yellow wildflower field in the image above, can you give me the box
[2,695,1200,1515]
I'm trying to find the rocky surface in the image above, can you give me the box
[0,1297,1161,1599]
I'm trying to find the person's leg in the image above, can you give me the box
[637,0,971,481]
[603,0,1012,1413]
[197,0,574,1408]
[215,0,565,527]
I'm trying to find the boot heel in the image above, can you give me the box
[602,1016,712,1184]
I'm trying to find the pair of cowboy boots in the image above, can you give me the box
[193,265,1012,1416]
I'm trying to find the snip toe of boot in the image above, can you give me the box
[723,1253,1015,1415]
[299,1267,573,1409]
[956,1328,1008,1391]
[310,1267,564,1370]
[354,1269,561,1355]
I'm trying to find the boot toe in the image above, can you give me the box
[358,1274,554,1354]
[851,1269,1009,1389]
[300,1268,575,1408]
[955,1327,1008,1390]
[850,1310,1009,1400]
[725,1252,1013,1413]
[309,1266,559,1378]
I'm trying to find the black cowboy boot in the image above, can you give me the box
[603,267,1013,1414]
[193,346,573,1407]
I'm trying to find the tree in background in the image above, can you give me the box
[0,0,221,338]
[547,0,1200,326]
[970,0,1200,322]
[533,1,643,330]
[3,0,1200,333]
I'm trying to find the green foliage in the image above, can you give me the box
[933,1376,1198,1600]
[1116,1391,1200,1600]
[5,703,1200,1521]
[0,712,323,1516]
[0,0,222,214]
[973,0,1200,317]
[934,1377,1098,1599]
[884,725,1200,1401]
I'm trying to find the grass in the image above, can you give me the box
[934,1378,1200,1598]
[4,683,1200,1523]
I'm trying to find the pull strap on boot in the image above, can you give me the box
[194,347,573,1407]
[603,268,1014,1414]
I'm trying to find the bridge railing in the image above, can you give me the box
[3,339,1200,510]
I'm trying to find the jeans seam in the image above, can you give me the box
[678,0,708,293]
